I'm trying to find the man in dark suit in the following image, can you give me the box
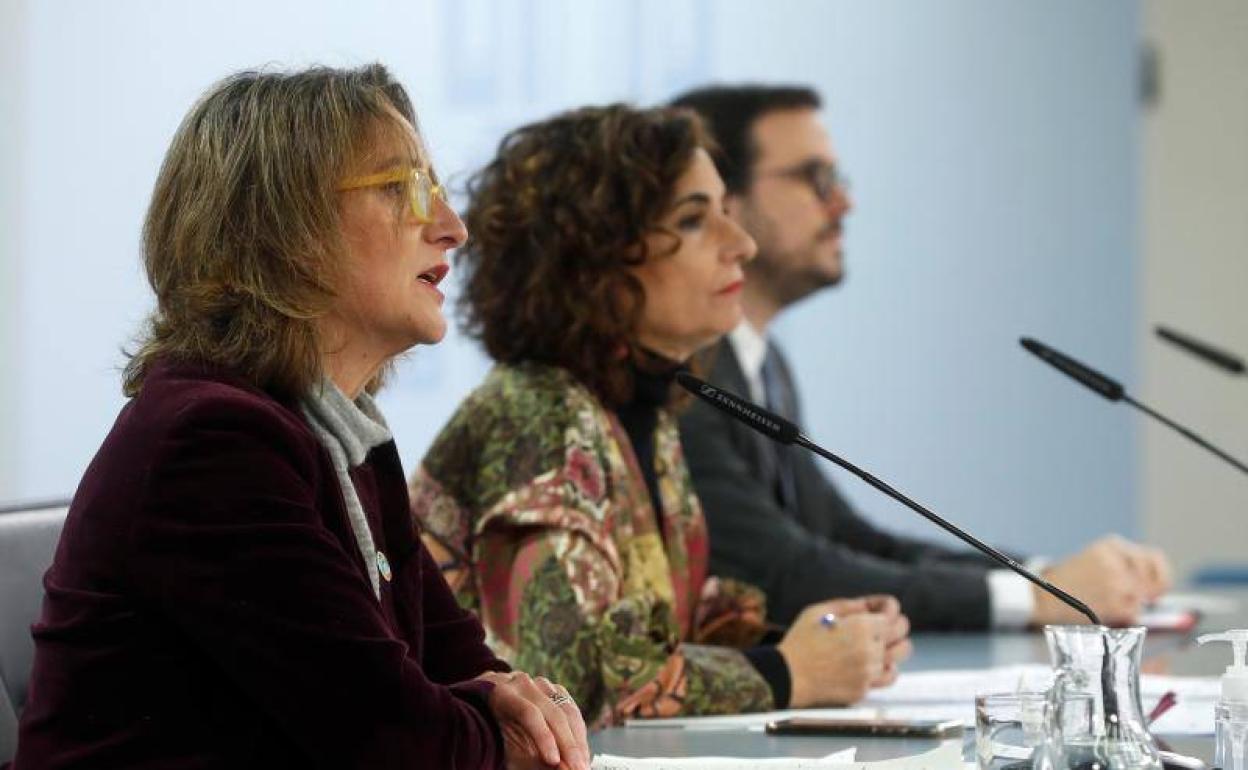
[671,84,1172,631]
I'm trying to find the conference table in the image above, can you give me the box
[590,591,1244,764]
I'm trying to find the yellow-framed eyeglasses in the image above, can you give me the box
[338,166,447,224]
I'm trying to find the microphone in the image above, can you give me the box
[1020,337,1248,476]
[1156,326,1245,375]
[677,371,1138,752]
[1020,338,1123,401]
[674,370,1100,625]
[679,370,1202,766]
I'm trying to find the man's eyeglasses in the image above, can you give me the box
[338,166,447,224]
[756,160,849,203]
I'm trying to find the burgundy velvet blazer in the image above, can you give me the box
[10,360,509,769]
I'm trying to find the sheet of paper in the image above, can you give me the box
[1150,701,1217,736]
[877,703,978,724]
[625,707,879,731]
[1141,673,1221,701]
[593,741,965,770]
[863,666,1220,736]
[621,666,1220,740]
[866,666,1220,705]
[875,699,1217,736]
[1137,607,1200,633]
[866,665,1055,703]
[1157,592,1241,616]
[592,746,856,770]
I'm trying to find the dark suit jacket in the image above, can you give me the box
[679,339,1005,631]
[11,360,508,770]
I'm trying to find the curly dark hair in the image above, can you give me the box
[457,103,713,407]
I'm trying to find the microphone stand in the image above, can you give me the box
[677,371,1099,625]
[675,372,1121,735]
[791,432,1100,625]
[1021,337,1248,476]
[795,421,1125,740]
[1123,395,1248,475]
[678,367,1218,767]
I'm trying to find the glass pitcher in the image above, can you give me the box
[1036,625,1162,770]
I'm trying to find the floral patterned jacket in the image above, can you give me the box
[410,363,774,726]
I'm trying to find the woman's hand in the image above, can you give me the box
[475,671,591,770]
[777,596,912,708]
[855,595,912,686]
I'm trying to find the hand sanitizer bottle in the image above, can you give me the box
[1198,631,1248,770]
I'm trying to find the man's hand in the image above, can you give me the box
[1124,542,1172,603]
[1032,535,1174,626]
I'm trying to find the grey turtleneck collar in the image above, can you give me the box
[300,377,393,599]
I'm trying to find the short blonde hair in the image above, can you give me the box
[124,63,417,398]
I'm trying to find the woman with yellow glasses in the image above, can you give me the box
[11,64,590,770]
[339,165,447,224]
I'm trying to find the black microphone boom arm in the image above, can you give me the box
[675,371,1100,626]
[1021,337,1248,477]
[791,431,1099,625]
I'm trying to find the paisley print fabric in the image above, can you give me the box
[411,363,773,726]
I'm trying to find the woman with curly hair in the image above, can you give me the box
[9,65,590,770]
[409,104,911,727]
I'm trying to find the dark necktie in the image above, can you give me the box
[760,343,799,511]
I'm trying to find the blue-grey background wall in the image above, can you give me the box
[2,0,1140,558]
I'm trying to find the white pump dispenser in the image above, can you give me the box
[1200,630,1248,703]
[1199,630,1248,770]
